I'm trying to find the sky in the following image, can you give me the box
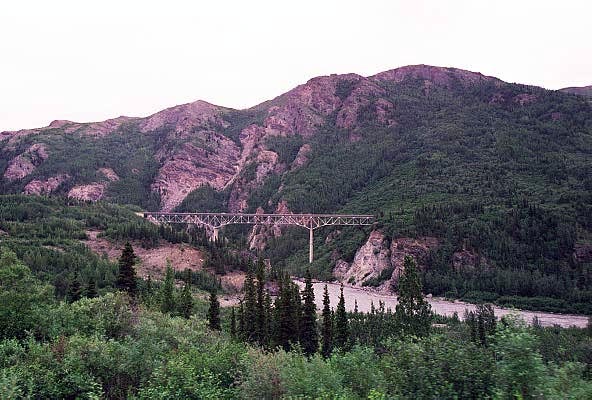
[0,0,590,132]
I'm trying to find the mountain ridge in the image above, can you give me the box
[2,63,591,311]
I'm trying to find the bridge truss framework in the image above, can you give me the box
[144,212,374,263]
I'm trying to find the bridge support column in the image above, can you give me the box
[309,228,314,264]
[212,227,219,242]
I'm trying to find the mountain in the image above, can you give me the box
[560,85,592,97]
[2,64,592,313]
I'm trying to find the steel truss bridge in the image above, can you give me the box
[143,212,374,263]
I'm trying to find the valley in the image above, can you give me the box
[295,280,589,328]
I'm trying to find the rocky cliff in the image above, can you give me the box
[1,64,590,291]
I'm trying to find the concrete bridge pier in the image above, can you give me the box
[212,227,219,242]
[309,227,314,264]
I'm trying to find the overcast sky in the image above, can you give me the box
[0,0,590,132]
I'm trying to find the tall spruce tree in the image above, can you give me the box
[274,274,299,351]
[243,266,257,342]
[208,289,221,330]
[300,269,318,356]
[178,269,193,319]
[160,261,176,314]
[334,284,349,350]
[116,242,137,295]
[67,274,82,303]
[85,276,98,299]
[321,284,333,358]
[263,290,273,347]
[255,257,266,345]
[292,282,302,344]
[394,256,432,337]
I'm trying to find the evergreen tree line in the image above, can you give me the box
[218,256,432,357]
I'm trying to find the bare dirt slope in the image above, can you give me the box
[84,230,204,279]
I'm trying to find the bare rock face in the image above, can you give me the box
[228,149,282,213]
[24,174,70,195]
[452,248,487,272]
[514,93,537,106]
[152,134,240,212]
[81,116,136,137]
[574,243,592,263]
[334,234,440,292]
[291,143,312,170]
[389,237,439,288]
[372,64,497,88]
[140,100,228,134]
[4,143,49,181]
[335,79,395,129]
[336,231,392,287]
[68,183,106,201]
[98,167,119,182]
[248,201,290,251]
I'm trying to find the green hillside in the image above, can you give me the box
[2,70,592,313]
[246,80,592,312]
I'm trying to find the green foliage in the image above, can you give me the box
[0,248,54,340]
[1,123,161,209]
[175,185,230,213]
[242,267,257,342]
[178,269,194,319]
[493,323,548,399]
[160,262,176,314]
[207,289,221,331]
[334,285,349,350]
[299,269,318,356]
[116,242,137,295]
[321,284,333,358]
[395,256,432,337]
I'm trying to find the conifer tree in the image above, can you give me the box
[274,274,299,351]
[334,284,349,350]
[263,290,273,347]
[321,284,333,358]
[208,289,221,330]
[85,276,98,299]
[116,242,137,295]
[230,307,237,338]
[67,274,82,303]
[300,269,318,356]
[160,261,176,314]
[255,257,266,344]
[178,269,193,319]
[243,266,257,342]
[395,256,432,337]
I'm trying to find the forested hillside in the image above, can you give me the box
[2,65,592,313]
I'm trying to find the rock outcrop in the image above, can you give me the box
[3,143,49,181]
[248,201,291,251]
[98,167,119,182]
[389,237,440,288]
[334,231,392,287]
[68,183,106,201]
[24,174,70,195]
[2,64,519,213]
[334,232,440,293]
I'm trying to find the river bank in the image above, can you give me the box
[293,280,589,328]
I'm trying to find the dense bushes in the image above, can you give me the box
[1,245,591,398]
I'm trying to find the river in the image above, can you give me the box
[294,280,589,328]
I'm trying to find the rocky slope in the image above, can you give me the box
[1,64,591,303]
[560,85,592,98]
[1,65,468,209]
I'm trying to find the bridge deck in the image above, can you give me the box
[143,212,374,263]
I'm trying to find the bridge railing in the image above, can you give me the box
[143,212,375,263]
